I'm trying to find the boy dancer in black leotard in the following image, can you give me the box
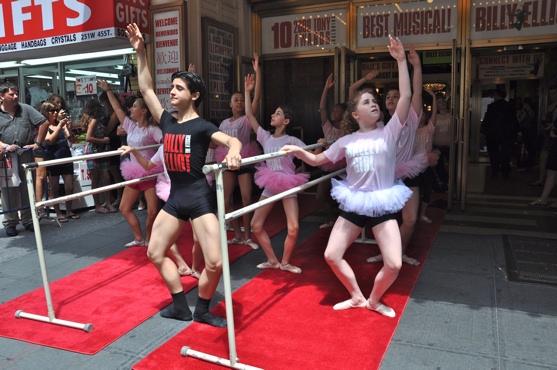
[126,23,242,327]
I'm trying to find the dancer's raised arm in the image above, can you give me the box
[125,23,164,121]
[244,74,260,133]
[388,35,411,124]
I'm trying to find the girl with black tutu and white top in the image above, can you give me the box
[280,35,412,317]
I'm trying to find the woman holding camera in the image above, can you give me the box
[40,101,79,222]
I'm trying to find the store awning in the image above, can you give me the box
[0,0,151,62]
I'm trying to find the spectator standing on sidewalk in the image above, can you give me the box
[0,82,49,237]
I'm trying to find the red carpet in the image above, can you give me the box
[133,207,446,370]
[0,194,317,355]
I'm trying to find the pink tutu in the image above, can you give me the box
[156,176,171,202]
[254,163,310,193]
[215,141,261,164]
[120,159,163,181]
[427,150,440,167]
[395,151,429,180]
[331,178,412,218]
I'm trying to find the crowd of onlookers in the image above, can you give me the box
[0,81,145,237]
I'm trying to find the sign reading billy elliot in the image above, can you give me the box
[0,0,150,54]
[153,10,181,111]
[260,10,347,55]
[356,0,457,47]
[471,0,557,40]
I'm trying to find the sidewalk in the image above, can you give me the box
[1,192,557,369]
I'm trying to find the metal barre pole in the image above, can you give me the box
[35,174,159,208]
[17,167,94,332]
[21,144,161,169]
[225,168,345,222]
[202,141,329,175]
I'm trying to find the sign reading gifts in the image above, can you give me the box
[471,0,557,40]
[261,10,347,54]
[356,0,458,47]
[0,0,150,54]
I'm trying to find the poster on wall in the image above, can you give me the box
[260,9,347,55]
[202,18,238,124]
[478,52,545,79]
[355,0,458,48]
[153,9,182,111]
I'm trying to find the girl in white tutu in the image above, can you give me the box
[280,35,412,317]
[366,45,428,266]
[244,74,309,274]
[98,79,163,248]
[215,53,262,249]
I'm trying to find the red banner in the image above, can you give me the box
[0,0,150,53]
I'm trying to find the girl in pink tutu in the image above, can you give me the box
[98,79,163,248]
[281,36,412,317]
[215,53,262,249]
[244,74,309,274]
[366,45,428,266]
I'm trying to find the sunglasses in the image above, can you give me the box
[49,109,59,113]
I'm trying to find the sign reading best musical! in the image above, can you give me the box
[0,0,150,55]
[261,10,347,55]
[356,0,458,47]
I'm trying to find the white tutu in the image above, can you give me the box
[395,151,429,180]
[120,159,163,181]
[254,163,310,193]
[331,178,412,217]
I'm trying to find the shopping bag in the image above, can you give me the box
[0,153,21,187]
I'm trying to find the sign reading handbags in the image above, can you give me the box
[0,153,21,187]
[0,0,150,54]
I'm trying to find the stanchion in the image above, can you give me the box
[15,145,160,332]
[182,143,343,369]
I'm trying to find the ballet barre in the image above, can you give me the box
[182,142,344,369]
[17,145,161,333]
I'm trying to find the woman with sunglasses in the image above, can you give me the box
[39,102,79,222]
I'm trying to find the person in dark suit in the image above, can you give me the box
[481,88,518,178]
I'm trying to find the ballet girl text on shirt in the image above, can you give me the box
[346,140,383,173]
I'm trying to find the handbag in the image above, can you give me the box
[0,153,21,187]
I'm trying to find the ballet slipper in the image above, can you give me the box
[256,261,281,270]
[333,299,367,310]
[178,267,192,276]
[366,254,383,263]
[402,255,420,266]
[280,263,302,274]
[191,270,201,279]
[366,301,396,318]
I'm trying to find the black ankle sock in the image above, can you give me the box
[193,296,210,317]
[159,291,192,321]
[171,291,190,313]
[193,297,226,328]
